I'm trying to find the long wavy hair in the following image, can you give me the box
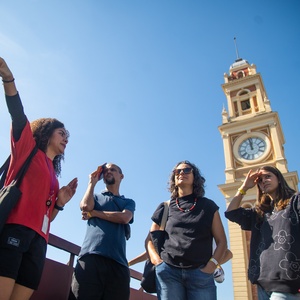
[30,118,69,176]
[168,160,206,199]
[255,166,296,220]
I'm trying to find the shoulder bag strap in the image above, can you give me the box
[13,145,38,187]
[0,155,10,176]
[159,200,170,230]
[0,156,11,189]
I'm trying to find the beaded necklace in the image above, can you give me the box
[175,197,198,213]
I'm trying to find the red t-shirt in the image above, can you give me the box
[5,121,59,242]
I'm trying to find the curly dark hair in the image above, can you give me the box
[255,166,296,220]
[30,118,69,176]
[168,160,206,199]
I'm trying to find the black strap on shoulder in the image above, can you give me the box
[0,145,38,189]
[0,155,11,189]
[14,146,38,187]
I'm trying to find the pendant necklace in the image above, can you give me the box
[45,155,55,208]
[176,198,198,213]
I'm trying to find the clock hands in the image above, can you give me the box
[248,138,254,150]
[238,136,267,161]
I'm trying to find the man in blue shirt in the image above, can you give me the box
[71,163,135,300]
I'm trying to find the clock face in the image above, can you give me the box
[238,137,266,160]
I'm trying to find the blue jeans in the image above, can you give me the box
[257,284,300,300]
[155,262,216,300]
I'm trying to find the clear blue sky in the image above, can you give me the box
[1,1,299,299]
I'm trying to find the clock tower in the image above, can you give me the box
[218,57,299,299]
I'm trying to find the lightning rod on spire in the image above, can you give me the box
[234,37,240,60]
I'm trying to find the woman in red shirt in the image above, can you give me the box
[0,57,78,300]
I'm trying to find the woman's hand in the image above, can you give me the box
[152,257,163,266]
[0,57,17,96]
[200,261,215,274]
[0,57,14,81]
[241,169,262,191]
[226,169,263,212]
[56,177,78,206]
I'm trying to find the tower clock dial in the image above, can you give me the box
[238,137,266,160]
[233,132,271,164]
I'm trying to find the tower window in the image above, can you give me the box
[241,99,250,110]
[237,71,245,78]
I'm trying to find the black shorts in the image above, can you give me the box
[0,224,47,290]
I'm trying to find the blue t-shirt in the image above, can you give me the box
[78,191,135,267]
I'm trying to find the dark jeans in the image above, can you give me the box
[71,254,130,300]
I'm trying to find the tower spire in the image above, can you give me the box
[234,37,240,60]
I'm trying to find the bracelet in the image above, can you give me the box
[54,203,64,211]
[210,257,219,266]
[238,188,247,195]
[2,78,15,83]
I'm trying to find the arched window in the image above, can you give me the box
[237,71,245,78]
[237,89,251,114]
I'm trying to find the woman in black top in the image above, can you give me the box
[146,160,227,300]
[225,166,299,299]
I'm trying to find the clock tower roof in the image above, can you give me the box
[223,58,257,83]
[230,58,249,70]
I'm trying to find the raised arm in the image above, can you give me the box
[0,57,17,96]
[0,57,27,140]
[80,171,133,224]
[80,172,99,212]
[226,169,261,212]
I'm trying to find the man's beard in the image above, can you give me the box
[105,177,115,185]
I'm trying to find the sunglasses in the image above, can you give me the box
[173,167,193,175]
[103,167,119,174]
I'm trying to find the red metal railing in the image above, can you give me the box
[31,233,157,300]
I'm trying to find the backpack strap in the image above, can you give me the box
[159,200,170,230]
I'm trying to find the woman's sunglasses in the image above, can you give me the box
[173,167,193,175]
